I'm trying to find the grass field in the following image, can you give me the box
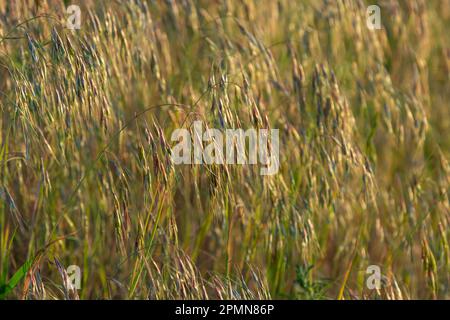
[0,0,449,299]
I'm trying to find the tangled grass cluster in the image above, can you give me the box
[0,0,449,299]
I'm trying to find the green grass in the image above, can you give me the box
[0,0,449,299]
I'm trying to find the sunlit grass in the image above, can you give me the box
[0,0,448,299]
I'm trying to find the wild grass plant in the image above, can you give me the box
[0,0,449,299]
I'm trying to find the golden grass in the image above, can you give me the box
[0,0,448,299]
